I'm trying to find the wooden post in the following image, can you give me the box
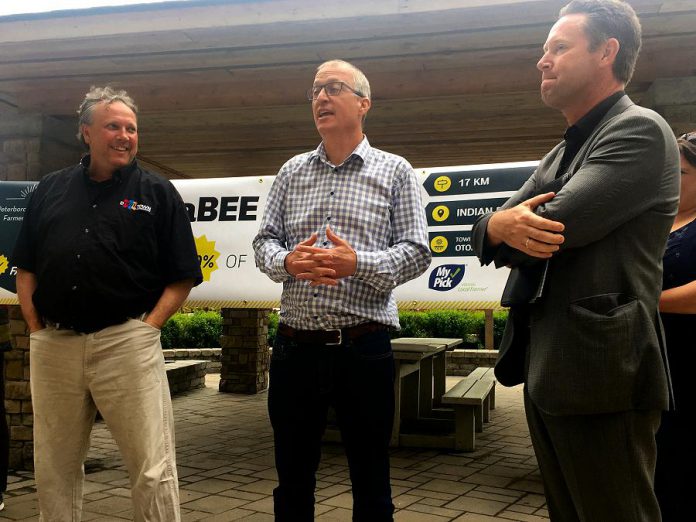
[484,309,494,350]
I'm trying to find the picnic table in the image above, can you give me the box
[390,337,462,445]
[324,337,496,451]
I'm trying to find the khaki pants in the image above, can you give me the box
[30,319,180,522]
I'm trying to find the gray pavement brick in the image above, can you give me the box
[237,497,274,514]
[445,495,509,516]
[402,502,464,518]
[182,495,249,514]
[467,488,523,503]
[394,509,450,521]
[316,506,353,520]
[453,514,510,522]
[393,493,423,509]
[320,491,354,509]
[498,511,550,521]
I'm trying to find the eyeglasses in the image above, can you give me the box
[679,133,696,143]
[306,81,364,101]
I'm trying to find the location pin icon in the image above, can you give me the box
[437,208,445,219]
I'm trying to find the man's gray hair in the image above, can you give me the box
[560,0,642,85]
[317,59,371,100]
[76,86,138,145]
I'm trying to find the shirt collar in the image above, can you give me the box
[308,136,371,167]
[564,90,625,143]
[80,154,138,185]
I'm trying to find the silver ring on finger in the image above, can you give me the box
[525,237,531,249]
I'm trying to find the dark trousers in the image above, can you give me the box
[1,353,9,492]
[268,329,395,521]
[655,408,695,521]
[524,389,661,522]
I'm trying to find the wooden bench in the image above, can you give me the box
[440,367,496,451]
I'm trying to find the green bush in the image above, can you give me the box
[161,310,222,348]
[160,315,184,349]
[493,311,508,349]
[268,311,279,347]
[397,310,503,349]
[397,310,430,338]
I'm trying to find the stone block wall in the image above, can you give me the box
[5,305,33,470]
[165,360,208,394]
[446,349,498,376]
[162,348,221,373]
[219,308,270,394]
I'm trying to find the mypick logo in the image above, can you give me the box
[120,199,152,213]
[428,264,466,291]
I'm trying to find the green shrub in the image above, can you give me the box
[396,309,508,349]
[162,315,181,349]
[397,310,430,338]
[161,310,222,348]
[268,311,279,347]
[493,311,508,350]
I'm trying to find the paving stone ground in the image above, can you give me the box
[2,375,548,521]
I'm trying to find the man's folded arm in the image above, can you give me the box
[533,116,677,250]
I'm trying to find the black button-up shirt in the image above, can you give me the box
[557,90,625,177]
[12,156,202,333]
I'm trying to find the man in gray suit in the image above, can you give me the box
[472,1,680,520]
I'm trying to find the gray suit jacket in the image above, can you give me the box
[473,96,680,416]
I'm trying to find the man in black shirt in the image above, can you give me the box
[12,86,202,522]
[472,1,679,520]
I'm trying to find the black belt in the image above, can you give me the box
[277,322,388,345]
[43,313,148,333]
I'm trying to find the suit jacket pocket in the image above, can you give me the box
[569,292,636,317]
[567,293,641,356]
[550,293,645,413]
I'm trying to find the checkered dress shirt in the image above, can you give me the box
[253,137,431,330]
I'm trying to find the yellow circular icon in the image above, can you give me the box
[430,236,448,254]
[432,205,449,222]
[433,176,452,193]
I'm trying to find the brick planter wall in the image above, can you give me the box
[5,305,33,471]
[163,348,221,373]
[446,349,498,376]
[165,360,208,394]
[219,308,270,394]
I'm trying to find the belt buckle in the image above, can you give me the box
[325,329,342,346]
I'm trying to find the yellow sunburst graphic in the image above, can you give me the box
[0,255,8,276]
[194,235,220,282]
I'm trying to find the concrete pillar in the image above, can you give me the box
[219,308,270,394]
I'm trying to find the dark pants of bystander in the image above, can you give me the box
[268,328,395,522]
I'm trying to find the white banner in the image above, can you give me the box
[0,161,536,309]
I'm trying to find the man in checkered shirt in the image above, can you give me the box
[253,59,430,521]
